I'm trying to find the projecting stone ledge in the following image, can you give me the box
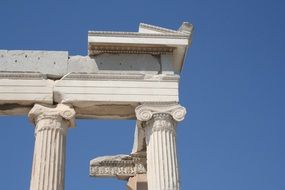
[90,154,146,180]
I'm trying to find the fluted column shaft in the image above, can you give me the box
[146,113,178,190]
[135,104,186,190]
[28,104,75,190]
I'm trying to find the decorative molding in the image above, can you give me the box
[0,71,46,80]
[90,154,146,180]
[89,45,174,55]
[88,31,189,39]
[135,103,186,122]
[61,73,145,81]
[58,73,179,82]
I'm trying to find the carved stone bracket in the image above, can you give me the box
[135,103,186,122]
[90,154,147,180]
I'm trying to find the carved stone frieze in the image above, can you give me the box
[90,154,146,180]
[89,45,175,55]
[0,71,46,80]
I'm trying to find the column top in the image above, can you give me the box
[135,103,186,122]
[28,104,76,128]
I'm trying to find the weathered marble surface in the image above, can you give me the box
[0,50,68,78]
[68,54,160,74]
[90,154,146,180]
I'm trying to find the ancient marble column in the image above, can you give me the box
[135,104,186,190]
[28,104,75,190]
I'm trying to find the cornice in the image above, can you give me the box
[139,23,179,34]
[88,31,189,39]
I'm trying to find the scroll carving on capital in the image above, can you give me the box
[28,104,76,128]
[135,103,186,122]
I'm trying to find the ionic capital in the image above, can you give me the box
[28,104,76,129]
[135,103,186,122]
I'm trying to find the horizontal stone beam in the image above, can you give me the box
[0,72,179,118]
[0,72,53,115]
[54,73,179,103]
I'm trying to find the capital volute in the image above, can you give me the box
[135,103,186,122]
[28,104,76,128]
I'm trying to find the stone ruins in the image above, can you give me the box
[0,22,193,190]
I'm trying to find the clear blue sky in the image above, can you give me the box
[0,0,284,189]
